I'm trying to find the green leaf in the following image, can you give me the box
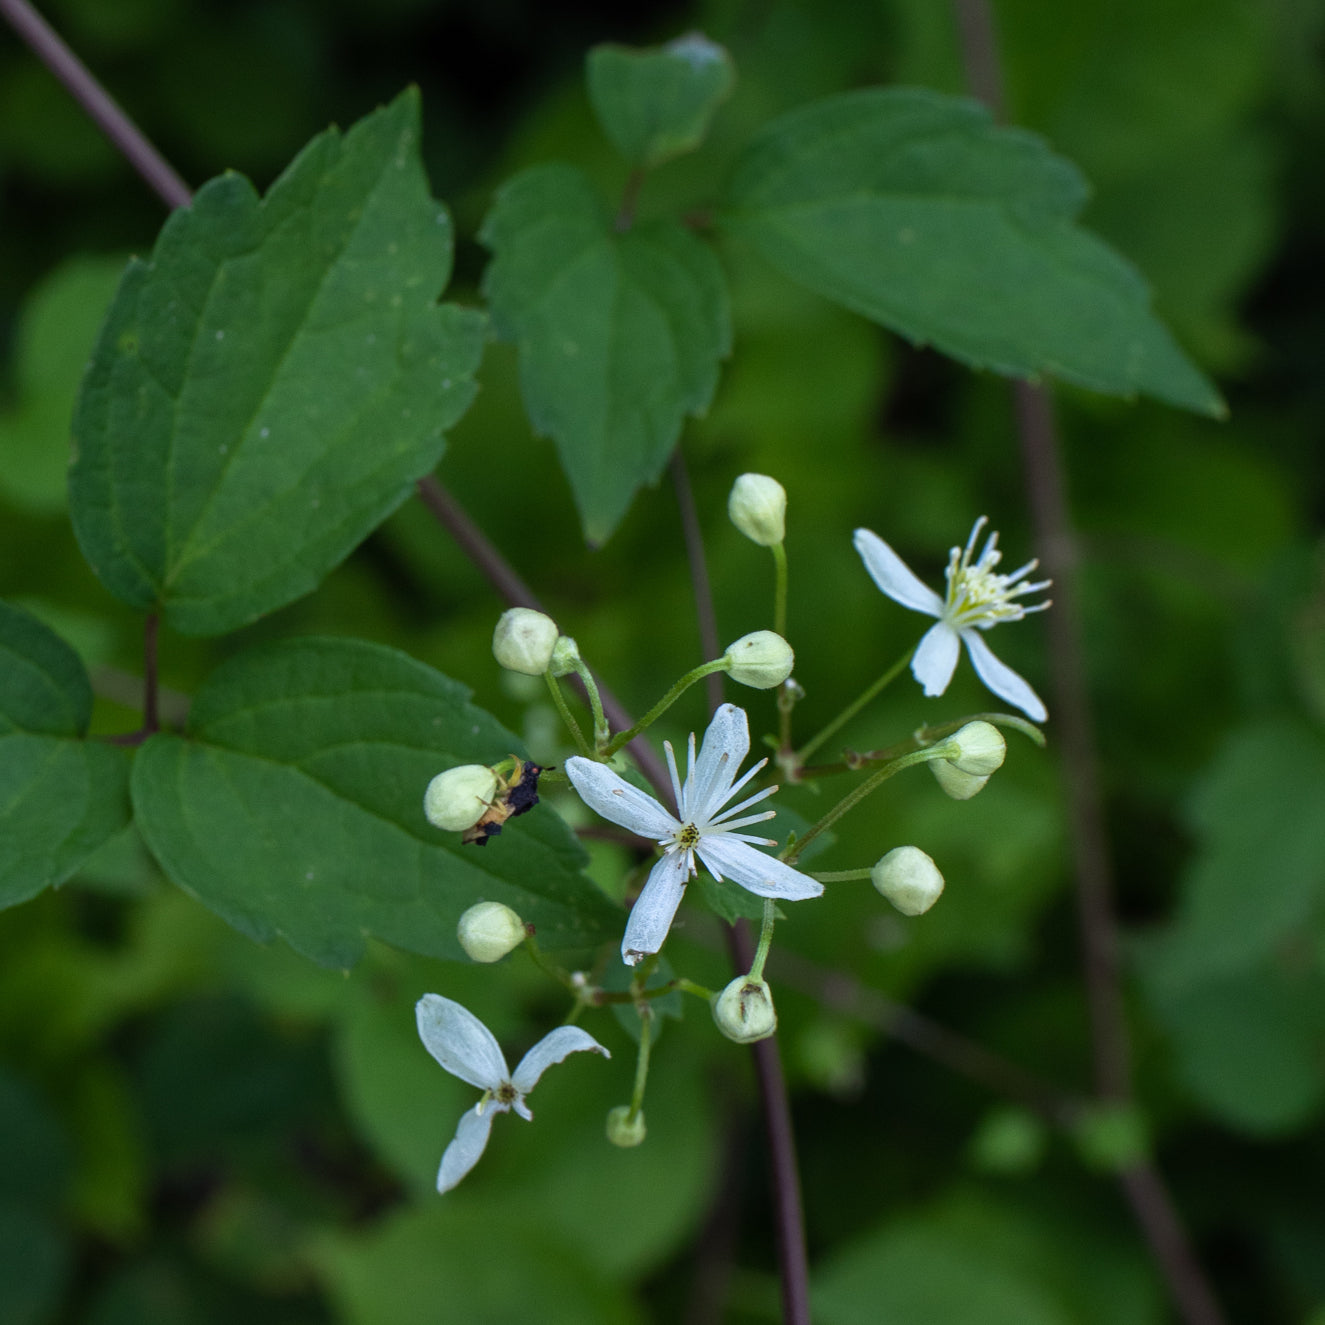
[69,87,484,636]
[311,1204,638,1325]
[721,88,1222,416]
[814,1215,1074,1325]
[480,163,730,544]
[0,256,126,513]
[1153,964,1325,1135]
[1139,719,1325,990]
[130,637,619,967]
[587,32,735,170]
[0,1200,70,1325]
[0,601,131,909]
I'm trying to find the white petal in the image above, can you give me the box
[436,1103,496,1193]
[696,836,824,901]
[688,704,749,818]
[853,529,944,617]
[416,994,509,1091]
[565,757,677,839]
[511,1026,611,1096]
[622,851,690,965]
[962,631,1048,722]
[912,621,961,696]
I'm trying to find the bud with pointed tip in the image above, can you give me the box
[457,901,527,962]
[728,473,786,546]
[724,630,794,689]
[549,634,581,677]
[493,608,560,675]
[712,975,778,1043]
[424,765,500,831]
[871,845,945,916]
[944,721,1006,776]
[605,1105,647,1147]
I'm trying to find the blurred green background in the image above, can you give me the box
[2,0,1324,1321]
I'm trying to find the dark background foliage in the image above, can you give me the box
[2,1,1324,1321]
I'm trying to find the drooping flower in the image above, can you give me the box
[416,994,610,1193]
[565,703,823,966]
[853,517,1051,722]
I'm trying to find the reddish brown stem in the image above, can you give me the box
[415,475,673,801]
[951,5,1227,1321]
[670,450,725,714]
[0,0,191,210]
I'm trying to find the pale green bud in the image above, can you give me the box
[944,721,1006,776]
[724,630,794,689]
[728,473,787,546]
[871,845,945,916]
[493,607,559,675]
[549,634,581,677]
[457,901,527,962]
[930,760,989,800]
[605,1105,647,1148]
[424,765,500,831]
[711,975,778,1043]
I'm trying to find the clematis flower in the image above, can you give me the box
[854,517,1050,722]
[416,994,610,1193]
[565,703,823,966]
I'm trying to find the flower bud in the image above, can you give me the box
[930,760,989,800]
[711,975,778,1043]
[424,765,500,831]
[492,608,559,675]
[605,1105,647,1148]
[728,473,786,546]
[944,721,1006,777]
[549,635,581,677]
[457,901,527,962]
[872,845,945,916]
[724,630,794,689]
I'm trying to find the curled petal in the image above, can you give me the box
[623,851,690,965]
[962,631,1047,722]
[436,1103,496,1193]
[697,836,824,901]
[686,703,749,819]
[912,622,961,697]
[511,1026,611,1096]
[416,994,509,1091]
[854,529,945,617]
[565,757,677,839]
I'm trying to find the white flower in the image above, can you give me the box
[853,517,1051,722]
[565,703,823,966]
[416,994,610,1193]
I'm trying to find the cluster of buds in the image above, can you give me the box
[930,720,1006,800]
[413,467,1046,1196]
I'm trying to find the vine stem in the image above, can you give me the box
[36,15,806,1312]
[951,6,1227,1323]
[672,445,811,1325]
[415,475,674,800]
[0,0,191,210]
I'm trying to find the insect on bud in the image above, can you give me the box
[605,1105,647,1148]
[424,765,500,832]
[457,901,527,963]
[728,473,786,546]
[711,975,778,1043]
[723,630,794,689]
[943,721,1006,777]
[492,608,560,676]
[871,845,945,916]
